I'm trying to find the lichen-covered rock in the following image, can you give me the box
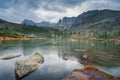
[64,65,114,80]
[15,52,44,80]
[0,54,21,60]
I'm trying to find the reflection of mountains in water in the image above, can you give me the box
[57,40,120,67]
[0,40,120,80]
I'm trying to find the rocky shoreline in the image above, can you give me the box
[0,36,32,41]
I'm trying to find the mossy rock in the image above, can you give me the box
[15,52,44,80]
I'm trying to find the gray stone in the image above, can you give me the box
[15,52,44,80]
[0,54,21,60]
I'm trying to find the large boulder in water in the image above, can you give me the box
[15,52,44,80]
[64,65,114,80]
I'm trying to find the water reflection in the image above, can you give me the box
[0,56,24,80]
[56,40,120,67]
[23,53,82,80]
[0,40,120,80]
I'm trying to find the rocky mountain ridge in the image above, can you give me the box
[57,9,120,32]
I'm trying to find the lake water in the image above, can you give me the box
[0,39,120,80]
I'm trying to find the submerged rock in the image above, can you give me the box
[64,65,114,80]
[74,49,86,52]
[0,54,21,60]
[80,54,91,66]
[15,52,44,80]
[63,56,68,60]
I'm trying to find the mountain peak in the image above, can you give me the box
[22,19,55,27]
[57,17,76,27]
[22,19,35,26]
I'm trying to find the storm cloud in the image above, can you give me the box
[0,0,120,23]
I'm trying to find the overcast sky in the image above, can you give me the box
[0,0,120,23]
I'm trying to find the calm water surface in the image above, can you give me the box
[0,40,120,80]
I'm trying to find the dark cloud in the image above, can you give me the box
[39,0,86,11]
[0,0,120,23]
[0,0,40,9]
[0,0,16,8]
[0,0,86,12]
[60,0,86,7]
